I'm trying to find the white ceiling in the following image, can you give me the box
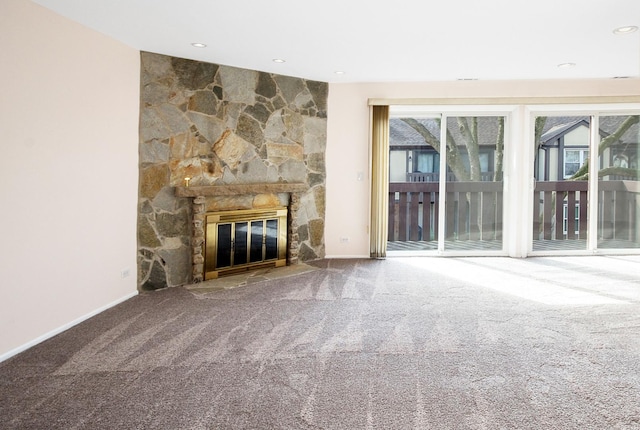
[33,0,640,83]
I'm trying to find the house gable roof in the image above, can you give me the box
[391,115,639,149]
[390,117,503,149]
[539,116,639,146]
[540,118,589,144]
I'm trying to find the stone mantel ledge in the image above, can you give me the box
[175,183,308,197]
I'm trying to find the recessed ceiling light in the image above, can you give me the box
[272,59,286,63]
[613,26,638,35]
[557,62,576,68]
[191,43,207,48]
[334,71,345,75]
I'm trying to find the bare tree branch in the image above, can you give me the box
[400,117,469,180]
[399,118,439,148]
[494,117,505,181]
[573,166,638,181]
[570,115,639,180]
[458,117,481,181]
[534,116,547,148]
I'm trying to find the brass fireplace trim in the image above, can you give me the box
[204,207,288,280]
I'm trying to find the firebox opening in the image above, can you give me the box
[204,207,288,279]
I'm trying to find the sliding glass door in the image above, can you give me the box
[531,113,640,253]
[532,115,589,251]
[388,116,441,251]
[444,116,504,251]
[380,103,639,258]
[387,111,506,253]
[597,115,640,249]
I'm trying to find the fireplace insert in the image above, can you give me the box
[204,207,288,279]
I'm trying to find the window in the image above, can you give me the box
[613,153,629,168]
[461,152,492,172]
[562,203,580,236]
[564,148,588,179]
[414,151,439,173]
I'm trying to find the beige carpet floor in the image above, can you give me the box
[1,256,640,429]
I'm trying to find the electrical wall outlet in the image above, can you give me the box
[340,237,349,243]
[120,268,131,278]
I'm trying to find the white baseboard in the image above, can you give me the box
[0,291,138,363]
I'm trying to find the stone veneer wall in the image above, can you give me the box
[138,52,327,291]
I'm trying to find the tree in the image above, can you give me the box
[401,114,638,182]
[400,116,504,182]
[570,115,639,180]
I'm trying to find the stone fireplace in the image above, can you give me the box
[137,52,327,291]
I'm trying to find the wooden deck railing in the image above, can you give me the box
[597,180,639,241]
[388,182,503,243]
[533,181,588,240]
[406,172,495,182]
[533,180,639,241]
[389,180,638,245]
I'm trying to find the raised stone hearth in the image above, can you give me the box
[137,52,327,291]
[175,183,307,282]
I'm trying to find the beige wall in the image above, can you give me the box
[325,79,640,258]
[0,0,140,359]
[2,0,639,358]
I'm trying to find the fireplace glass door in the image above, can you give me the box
[206,207,287,279]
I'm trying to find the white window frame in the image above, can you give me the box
[379,99,640,258]
[562,203,581,236]
[526,105,640,256]
[390,105,516,257]
[563,148,589,179]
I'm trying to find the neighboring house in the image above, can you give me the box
[389,117,500,182]
[389,117,439,182]
[536,117,590,181]
[536,116,638,181]
[390,116,639,183]
[535,116,639,238]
